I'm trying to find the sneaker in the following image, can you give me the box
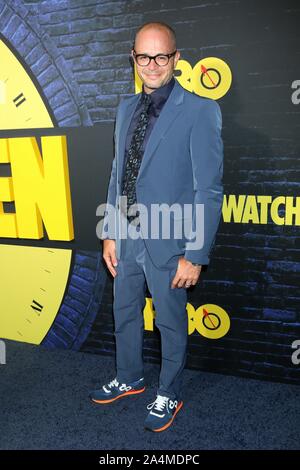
[144,394,183,432]
[89,377,145,404]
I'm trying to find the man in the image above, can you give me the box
[90,22,223,432]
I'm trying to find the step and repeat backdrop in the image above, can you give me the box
[0,0,299,384]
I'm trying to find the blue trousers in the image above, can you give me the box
[113,233,188,401]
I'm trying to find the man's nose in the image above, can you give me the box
[147,58,159,70]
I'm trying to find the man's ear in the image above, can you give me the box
[129,49,135,68]
[174,49,181,67]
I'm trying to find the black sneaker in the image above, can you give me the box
[89,377,145,404]
[144,394,183,432]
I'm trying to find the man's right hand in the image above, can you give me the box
[103,239,118,278]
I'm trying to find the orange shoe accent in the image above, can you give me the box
[152,401,183,432]
[91,386,146,404]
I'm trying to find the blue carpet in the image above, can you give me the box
[0,340,299,450]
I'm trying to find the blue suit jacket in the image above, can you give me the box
[101,79,223,269]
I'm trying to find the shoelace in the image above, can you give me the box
[147,395,169,413]
[107,378,119,389]
[104,377,143,392]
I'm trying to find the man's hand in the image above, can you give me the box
[171,257,202,289]
[103,239,118,277]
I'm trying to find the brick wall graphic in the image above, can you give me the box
[0,0,299,384]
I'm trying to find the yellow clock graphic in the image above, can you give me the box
[0,37,72,345]
[191,57,232,100]
[197,304,230,339]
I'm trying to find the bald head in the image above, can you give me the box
[133,22,177,51]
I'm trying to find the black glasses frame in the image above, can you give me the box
[133,50,177,66]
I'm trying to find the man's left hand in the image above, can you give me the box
[171,257,202,289]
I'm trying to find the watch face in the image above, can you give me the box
[0,244,72,344]
[0,36,73,345]
[0,38,54,129]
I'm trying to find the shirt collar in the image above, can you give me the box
[142,77,175,114]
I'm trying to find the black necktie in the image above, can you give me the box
[121,93,152,224]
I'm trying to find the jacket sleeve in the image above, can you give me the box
[184,99,224,265]
[99,155,117,240]
[99,103,122,240]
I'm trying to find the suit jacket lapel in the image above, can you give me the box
[117,94,140,182]
[117,80,185,186]
[137,80,184,181]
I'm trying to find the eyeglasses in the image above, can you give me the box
[133,50,177,67]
